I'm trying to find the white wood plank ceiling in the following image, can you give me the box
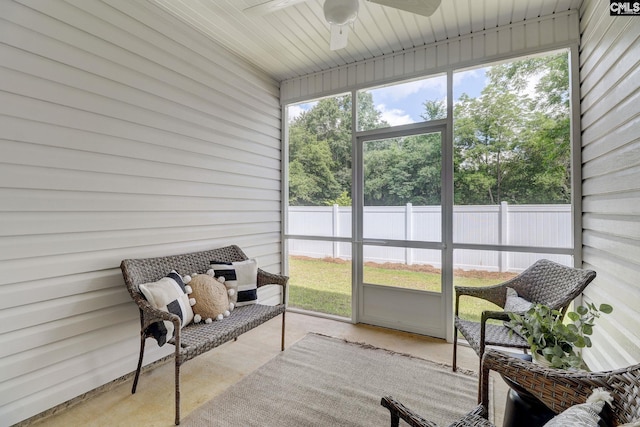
[149,0,584,82]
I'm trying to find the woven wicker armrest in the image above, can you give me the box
[447,404,493,427]
[455,284,508,310]
[257,268,288,288]
[140,302,181,332]
[381,396,437,427]
[480,310,510,323]
[482,349,593,413]
[481,349,640,424]
[381,397,493,427]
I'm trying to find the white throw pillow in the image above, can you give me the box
[543,388,612,427]
[210,259,258,307]
[139,270,194,345]
[504,287,533,312]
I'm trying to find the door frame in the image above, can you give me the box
[352,121,452,338]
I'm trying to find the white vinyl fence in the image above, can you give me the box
[288,202,572,273]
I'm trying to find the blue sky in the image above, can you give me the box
[366,68,487,126]
[288,67,488,125]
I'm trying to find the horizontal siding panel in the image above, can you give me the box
[580,0,640,371]
[0,189,280,213]
[0,91,281,162]
[0,290,130,334]
[0,232,283,286]
[583,214,640,240]
[582,118,640,175]
[0,116,281,175]
[582,251,640,368]
[0,72,280,152]
[581,23,640,123]
[0,337,151,410]
[0,341,169,425]
[9,0,280,114]
[0,222,281,261]
[257,284,283,306]
[0,43,280,137]
[0,0,283,424]
[582,166,640,196]
[0,211,281,237]
[0,164,280,200]
[0,270,121,309]
[581,80,640,151]
[0,140,280,190]
[0,321,139,383]
[0,304,139,359]
[581,191,640,215]
[582,231,640,265]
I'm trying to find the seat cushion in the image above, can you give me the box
[455,318,529,354]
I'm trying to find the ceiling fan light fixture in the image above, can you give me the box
[323,0,359,26]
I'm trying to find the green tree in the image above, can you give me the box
[421,99,447,121]
[364,133,441,206]
[454,52,571,204]
[288,92,386,205]
[454,87,525,204]
[288,126,340,206]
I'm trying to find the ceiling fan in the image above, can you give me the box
[243,0,442,51]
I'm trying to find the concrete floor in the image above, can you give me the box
[28,312,508,427]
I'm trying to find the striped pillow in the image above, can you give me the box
[139,270,194,346]
[210,259,258,307]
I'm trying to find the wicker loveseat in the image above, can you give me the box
[121,245,288,425]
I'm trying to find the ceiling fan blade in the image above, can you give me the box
[367,0,441,17]
[243,0,308,16]
[329,24,350,51]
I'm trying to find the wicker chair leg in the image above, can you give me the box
[477,358,483,403]
[175,355,181,425]
[381,397,401,427]
[452,325,458,372]
[281,311,286,351]
[132,335,146,394]
[480,359,490,412]
[390,412,400,427]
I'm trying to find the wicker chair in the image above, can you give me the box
[453,259,596,398]
[381,349,640,426]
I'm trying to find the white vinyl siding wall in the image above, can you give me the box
[281,11,580,104]
[0,1,282,425]
[579,0,640,370]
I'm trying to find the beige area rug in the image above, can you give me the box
[183,333,488,427]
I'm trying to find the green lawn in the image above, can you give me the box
[288,257,511,321]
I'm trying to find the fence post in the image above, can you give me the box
[499,201,509,272]
[406,203,413,265]
[333,204,339,259]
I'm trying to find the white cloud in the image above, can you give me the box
[287,101,318,122]
[377,104,414,126]
[373,76,446,103]
[453,67,489,99]
[288,105,305,121]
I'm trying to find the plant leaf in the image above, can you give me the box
[599,304,613,314]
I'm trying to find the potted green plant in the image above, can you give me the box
[506,302,613,369]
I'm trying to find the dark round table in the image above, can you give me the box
[501,354,555,427]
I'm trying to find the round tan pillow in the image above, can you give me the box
[189,274,230,322]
